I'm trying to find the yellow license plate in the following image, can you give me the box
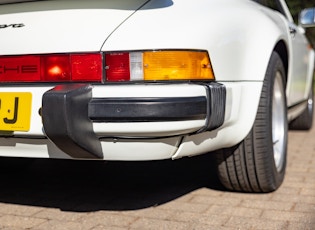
[0,92,32,131]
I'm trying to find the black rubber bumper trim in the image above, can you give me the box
[88,83,226,132]
[198,83,226,132]
[89,97,207,122]
[42,84,103,159]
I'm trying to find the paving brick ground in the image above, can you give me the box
[0,125,315,229]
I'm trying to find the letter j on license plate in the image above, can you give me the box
[0,92,32,131]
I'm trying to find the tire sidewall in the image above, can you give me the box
[260,51,288,190]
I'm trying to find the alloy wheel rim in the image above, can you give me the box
[272,72,286,172]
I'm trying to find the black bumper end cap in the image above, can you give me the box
[42,84,103,159]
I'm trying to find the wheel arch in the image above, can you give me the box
[273,40,289,87]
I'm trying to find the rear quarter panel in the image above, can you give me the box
[103,0,290,83]
[103,0,292,154]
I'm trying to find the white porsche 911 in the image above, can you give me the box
[0,0,314,192]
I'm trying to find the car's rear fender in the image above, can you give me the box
[103,0,290,83]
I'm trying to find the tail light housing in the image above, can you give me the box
[0,53,103,83]
[0,50,215,83]
[105,50,215,82]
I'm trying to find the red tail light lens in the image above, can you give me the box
[71,54,103,81]
[105,53,130,82]
[42,55,70,81]
[0,53,103,83]
[0,56,41,82]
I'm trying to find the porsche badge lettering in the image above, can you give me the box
[0,65,38,74]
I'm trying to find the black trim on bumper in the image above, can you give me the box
[42,84,103,159]
[199,83,226,132]
[88,97,207,122]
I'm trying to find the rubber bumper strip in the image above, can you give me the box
[42,84,103,159]
[88,97,207,122]
[88,82,226,132]
[197,82,226,133]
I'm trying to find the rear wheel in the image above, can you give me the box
[216,52,287,192]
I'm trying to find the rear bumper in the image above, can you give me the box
[42,83,226,159]
[0,81,264,161]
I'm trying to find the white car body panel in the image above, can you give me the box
[0,0,313,161]
[103,0,281,82]
[0,137,181,160]
[0,0,148,54]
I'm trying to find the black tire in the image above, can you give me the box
[289,84,314,130]
[216,52,288,193]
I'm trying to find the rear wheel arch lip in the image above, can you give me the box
[273,40,289,88]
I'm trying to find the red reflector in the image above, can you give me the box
[0,56,41,82]
[105,53,130,81]
[71,54,103,81]
[0,53,103,83]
